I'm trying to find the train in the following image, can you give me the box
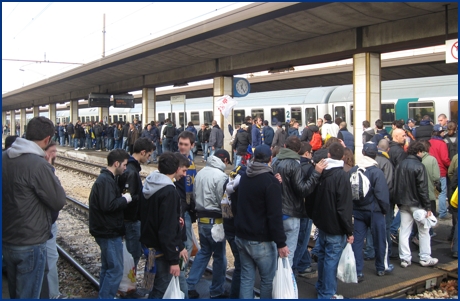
[10,75,458,132]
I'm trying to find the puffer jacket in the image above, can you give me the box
[421,152,441,201]
[393,155,430,211]
[89,168,128,238]
[3,138,66,246]
[272,148,321,218]
[232,129,251,155]
[414,119,433,141]
[194,155,228,218]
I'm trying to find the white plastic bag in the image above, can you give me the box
[337,243,358,283]
[413,209,438,228]
[211,223,225,242]
[118,241,137,293]
[163,276,185,299]
[272,257,298,299]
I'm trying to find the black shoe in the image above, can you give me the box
[210,292,229,299]
[357,274,364,283]
[390,233,399,245]
[188,290,200,299]
[311,253,318,263]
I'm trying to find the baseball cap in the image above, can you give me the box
[254,144,272,162]
[407,118,415,124]
[433,124,443,132]
[214,149,232,165]
[363,142,378,157]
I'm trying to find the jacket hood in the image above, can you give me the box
[357,155,379,168]
[6,137,45,159]
[143,171,174,199]
[420,119,432,126]
[308,125,319,132]
[206,155,226,171]
[277,147,300,160]
[324,158,344,170]
[246,161,272,177]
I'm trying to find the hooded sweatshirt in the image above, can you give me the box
[140,171,183,265]
[3,138,66,246]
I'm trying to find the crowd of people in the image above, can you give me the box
[2,111,458,299]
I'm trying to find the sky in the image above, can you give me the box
[2,2,252,94]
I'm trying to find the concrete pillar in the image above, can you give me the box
[2,111,6,134]
[20,108,27,137]
[99,107,109,124]
[213,76,233,154]
[10,110,15,135]
[142,88,156,125]
[33,106,40,117]
[353,52,381,162]
[70,100,79,124]
[49,103,57,124]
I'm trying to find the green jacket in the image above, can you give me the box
[448,154,458,181]
[421,152,441,201]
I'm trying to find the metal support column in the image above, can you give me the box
[9,110,15,134]
[70,100,79,123]
[20,108,27,137]
[142,88,156,125]
[99,107,109,124]
[213,76,233,153]
[2,111,7,134]
[33,106,40,118]
[49,103,57,124]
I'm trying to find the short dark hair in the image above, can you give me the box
[394,120,404,128]
[422,115,431,121]
[324,114,332,121]
[133,137,155,154]
[362,120,370,128]
[375,119,383,129]
[187,121,194,127]
[328,142,344,160]
[407,141,426,156]
[174,153,190,168]
[158,152,179,175]
[107,149,129,166]
[298,141,312,155]
[285,136,301,153]
[26,117,54,141]
[178,130,195,145]
[45,140,57,151]
[4,135,19,150]
[263,120,269,126]
[420,140,431,153]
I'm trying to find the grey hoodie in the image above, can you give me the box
[6,137,45,159]
[246,161,272,177]
[143,170,175,199]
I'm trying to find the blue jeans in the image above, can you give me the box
[122,137,128,150]
[315,230,346,299]
[390,210,401,235]
[86,136,92,149]
[184,212,193,259]
[234,154,243,167]
[74,137,80,148]
[226,234,241,299]
[148,256,188,299]
[293,217,313,272]
[96,137,102,150]
[69,136,74,147]
[125,221,142,269]
[46,223,60,298]
[163,138,173,153]
[235,237,277,299]
[283,217,300,267]
[95,236,123,299]
[114,139,121,149]
[438,177,448,218]
[156,141,162,156]
[186,222,227,297]
[59,136,65,146]
[363,228,375,259]
[201,142,209,160]
[209,146,220,158]
[385,203,395,258]
[107,137,114,151]
[3,242,47,299]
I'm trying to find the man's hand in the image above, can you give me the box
[278,246,290,258]
[347,235,354,244]
[170,265,180,276]
[426,210,432,217]
[315,159,328,174]
[179,217,184,229]
[179,248,188,263]
[274,173,283,184]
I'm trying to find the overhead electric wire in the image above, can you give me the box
[13,2,52,40]
[3,2,20,22]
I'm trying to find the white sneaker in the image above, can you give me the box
[75,148,79,151]
[96,149,101,152]
[81,147,86,150]
[400,260,411,268]
[420,258,438,267]
[331,294,343,299]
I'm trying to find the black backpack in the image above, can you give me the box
[444,136,458,161]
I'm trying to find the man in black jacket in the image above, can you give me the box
[118,138,154,269]
[232,124,251,167]
[122,121,130,151]
[140,152,188,299]
[198,124,211,162]
[89,149,131,299]
[306,142,354,299]
[272,136,326,268]
[394,142,438,268]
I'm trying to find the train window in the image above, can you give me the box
[113,115,118,122]
[291,107,302,126]
[251,109,264,121]
[158,113,165,123]
[450,100,458,124]
[135,114,140,122]
[335,106,346,122]
[381,104,395,125]
[203,111,213,124]
[271,108,285,125]
[168,113,176,124]
[179,112,186,126]
[408,102,434,124]
[191,111,200,126]
[91,116,95,122]
[305,108,316,125]
[350,105,353,127]
[234,110,245,126]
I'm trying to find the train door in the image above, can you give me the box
[233,109,245,126]
[203,110,213,125]
[407,101,434,124]
[251,108,264,121]
[158,113,165,123]
[290,107,302,126]
[332,104,347,123]
[271,107,285,126]
[449,99,458,123]
[304,106,317,125]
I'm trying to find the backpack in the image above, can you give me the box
[444,136,458,161]
[349,167,372,206]
[310,132,322,151]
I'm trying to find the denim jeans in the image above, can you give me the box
[363,228,375,259]
[391,210,401,234]
[283,217,300,267]
[234,154,243,168]
[95,236,123,299]
[184,212,193,259]
[96,137,102,150]
[385,203,395,258]
[235,237,277,299]
[156,141,162,155]
[315,230,346,299]
[226,233,241,299]
[125,221,142,269]
[122,137,128,150]
[46,223,61,298]
[86,136,92,149]
[74,137,80,148]
[3,242,47,299]
[114,139,121,149]
[148,256,188,299]
[398,206,433,262]
[293,217,313,272]
[352,210,386,275]
[69,137,74,147]
[186,222,227,297]
[209,146,220,158]
[201,142,209,160]
[438,177,448,218]
[107,137,114,151]
[163,138,172,153]
[59,136,65,146]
